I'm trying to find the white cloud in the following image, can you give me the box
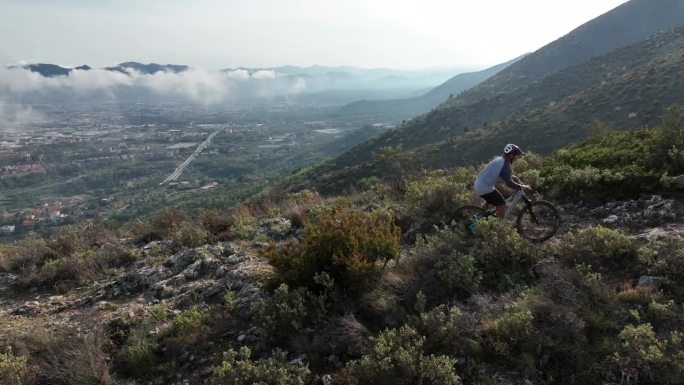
[0,67,307,105]
[252,70,278,80]
[0,100,46,132]
[225,69,251,80]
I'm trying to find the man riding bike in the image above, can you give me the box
[474,144,531,218]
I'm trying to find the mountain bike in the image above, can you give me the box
[452,189,561,242]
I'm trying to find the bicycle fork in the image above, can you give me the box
[522,197,540,224]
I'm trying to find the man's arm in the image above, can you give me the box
[500,163,526,190]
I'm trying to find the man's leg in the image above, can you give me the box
[495,204,506,218]
[481,189,507,218]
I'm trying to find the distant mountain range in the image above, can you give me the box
[18,62,188,76]
[337,57,521,121]
[280,0,684,194]
[8,62,467,105]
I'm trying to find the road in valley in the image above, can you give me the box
[160,128,222,185]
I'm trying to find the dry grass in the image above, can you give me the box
[330,314,371,356]
[4,322,114,385]
[35,330,113,385]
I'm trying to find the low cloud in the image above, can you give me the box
[252,70,278,79]
[0,100,46,133]
[0,66,308,105]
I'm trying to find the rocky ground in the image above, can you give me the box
[0,198,681,384]
[0,220,283,385]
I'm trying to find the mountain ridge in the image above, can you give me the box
[337,57,520,121]
[288,0,684,193]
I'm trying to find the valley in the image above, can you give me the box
[0,101,392,240]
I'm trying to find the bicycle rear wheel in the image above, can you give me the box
[516,200,560,242]
[452,205,487,235]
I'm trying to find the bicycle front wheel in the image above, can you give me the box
[516,200,560,242]
[452,205,487,235]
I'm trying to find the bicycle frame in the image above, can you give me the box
[483,189,530,219]
[504,189,529,219]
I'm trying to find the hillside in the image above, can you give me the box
[285,0,684,194]
[453,0,684,105]
[2,119,684,384]
[338,58,518,121]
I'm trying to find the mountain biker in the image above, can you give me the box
[473,144,531,218]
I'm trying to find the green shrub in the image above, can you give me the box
[0,350,30,385]
[638,236,684,285]
[413,227,481,298]
[473,218,540,290]
[402,168,476,229]
[358,176,382,191]
[539,127,662,200]
[610,324,667,384]
[251,284,310,345]
[229,207,257,240]
[161,306,212,352]
[213,347,311,385]
[646,299,678,328]
[653,105,684,173]
[117,322,159,377]
[480,289,591,378]
[555,226,635,271]
[484,307,534,357]
[224,289,236,312]
[408,305,478,357]
[265,203,400,294]
[435,252,481,296]
[517,290,590,379]
[170,306,211,339]
[347,324,460,385]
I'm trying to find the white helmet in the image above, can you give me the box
[504,143,524,155]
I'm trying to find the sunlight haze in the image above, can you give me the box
[2,0,631,70]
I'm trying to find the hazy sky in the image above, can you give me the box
[1,0,630,70]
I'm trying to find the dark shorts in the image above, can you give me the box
[480,189,506,206]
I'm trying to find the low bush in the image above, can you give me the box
[554,226,636,271]
[608,324,684,385]
[540,108,684,201]
[408,305,478,357]
[198,209,235,239]
[482,289,590,380]
[6,222,139,291]
[0,350,30,385]
[401,168,477,231]
[27,329,114,385]
[265,203,400,295]
[213,347,311,385]
[344,324,461,385]
[165,306,212,348]
[406,227,481,301]
[251,284,312,346]
[638,236,684,286]
[229,207,257,240]
[117,321,159,378]
[473,218,541,290]
[484,307,534,357]
[540,128,663,201]
[133,208,213,247]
